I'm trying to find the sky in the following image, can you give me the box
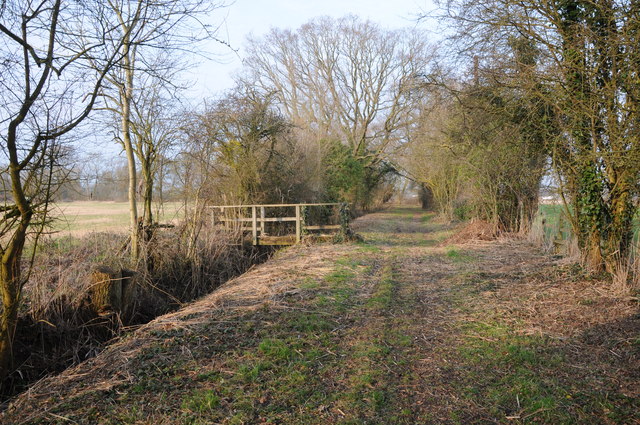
[188,0,438,99]
[84,0,439,158]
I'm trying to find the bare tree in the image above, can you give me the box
[401,96,464,220]
[0,0,130,378]
[242,16,434,208]
[99,0,227,263]
[128,62,181,228]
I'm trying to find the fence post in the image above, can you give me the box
[210,207,215,229]
[295,205,301,243]
[252,206,258,245]
[260,206,266,235]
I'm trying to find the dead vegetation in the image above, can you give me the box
[1,205,638,424]
[2,223,268,401]
[1,242,353,423]
[441,218,500,244]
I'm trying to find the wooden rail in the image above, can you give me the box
[210,203,342,246]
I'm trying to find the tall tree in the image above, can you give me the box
[0,0,129,378]
[100,0,226,263]
[435,0,640,274]
[242,16,433,209]
[128,61,181,228]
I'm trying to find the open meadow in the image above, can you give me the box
[49,201,185,237]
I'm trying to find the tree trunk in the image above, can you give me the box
[419,184,434,210]
[0,214,31,379]
[0,132,35,378]
[121,42,139,264]
[141,159,153,228]
[575,162,606,274]
[603,180,635,274]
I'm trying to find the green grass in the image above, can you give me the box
[182,390,221,413]
[536,204,571,241]
[289,314,334,333]
[454,319,573,422]
[195,251,414,424]
[325,267,356,285]
[421,213,435,223]
[355,241,382,253]
[366,264,394,310]
[258,338,294,361]
[445,246,475,262]
[162,259,368,424]
[537,203,640,243]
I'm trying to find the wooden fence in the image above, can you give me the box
[210,203,342,245]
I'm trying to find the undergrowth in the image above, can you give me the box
[446,270,640,424]
[2,223,268,400]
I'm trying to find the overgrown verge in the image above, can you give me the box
[1,223,271,401]
[531,204,640,294]
[437,244,640,424]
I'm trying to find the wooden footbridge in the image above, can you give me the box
[210,203,345,246]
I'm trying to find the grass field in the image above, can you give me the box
[536,203,570,241]
[45,201,570,241]
[537,203,640,244]
[50,201,184,237]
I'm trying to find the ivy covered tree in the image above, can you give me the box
[430,0,640,275]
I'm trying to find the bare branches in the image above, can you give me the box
[433,0,640,273]
[240,16,434,208]
[95,0,228,261]
[243,17,432,159]
[0,0,159,378]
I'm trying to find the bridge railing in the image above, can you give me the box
[209,203,342,245]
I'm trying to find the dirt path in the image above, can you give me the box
[3,206,639,424]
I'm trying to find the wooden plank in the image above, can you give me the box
[258,235,296,245]
[304,225,341,231]
[295,205,301,243]
[257,241,295,246]
[218,217,298,223]
[209,203,340,209]
[251,206,258,245]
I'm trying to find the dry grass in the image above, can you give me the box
[2,206,638,424]
[441,218,499,244]
[3,220,261,401]
[50,201,184,237]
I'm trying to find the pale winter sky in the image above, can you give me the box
[86,1,439,157]
[188,0,439,98]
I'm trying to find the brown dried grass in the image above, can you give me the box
[3,221,261,401]
[2,242,351,423]
[441,218,499,245]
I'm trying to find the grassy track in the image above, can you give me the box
[3,206,638,424]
